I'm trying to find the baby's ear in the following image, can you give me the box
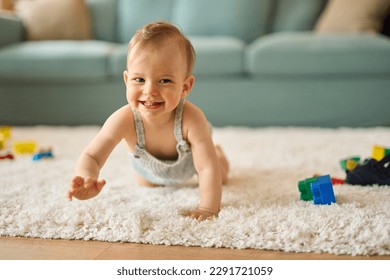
[123,70,129,85]
[182,75,195,97]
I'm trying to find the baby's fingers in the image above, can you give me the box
[84,177,106,192]
[188,210,215,222]
[191,213,208,222]
[96,179,106,190]
[67,176,84,201]
[72,176,84,185]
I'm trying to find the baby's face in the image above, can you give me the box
[124,40,192,117]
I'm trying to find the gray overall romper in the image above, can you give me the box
[130,99,197,185]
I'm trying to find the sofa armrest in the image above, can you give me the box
[0,12,24,47]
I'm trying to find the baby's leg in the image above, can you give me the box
[215,145,229,184]
[135,173,160,187]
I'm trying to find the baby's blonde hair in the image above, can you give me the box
[128,21,196,76]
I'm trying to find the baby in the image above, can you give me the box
[67,21,229,221]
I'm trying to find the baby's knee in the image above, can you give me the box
[135,174,160,187]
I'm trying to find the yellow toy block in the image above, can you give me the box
[13,141,37,154]
[372,145,390,161]
[346,159,359,171]
[0,126,11,139]
[0,133,5,150]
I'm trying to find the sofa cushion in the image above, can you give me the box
[315,0,390,34]
[107,36,246,78]
[0,41,115,80]
[107,44,128,78]
[268,0,327,33]
[245,32,390,76]
[116,0,175,43]
[172,0,272,43]
[86,0,117,42]
[15,0,92,40]
[190,36,246,76]
[0,12,24,47]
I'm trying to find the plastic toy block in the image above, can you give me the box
[0,133,5,150]
[13,141,37,154]
[346,159,359,171]
[32,149,53,161]
[0,152,14,160]
[0,126,11,139]
[340,156,360,171]
[298,177,317,201]
[331,177,345,185]
[313,174,344,185]
[299,175,336,205]
[311,175,336,205]
[372,145,390,161]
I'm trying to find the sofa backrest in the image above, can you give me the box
[114,0,272,44]
[172,0,272,43]
[267,0,328,33]
[86,0,328,44]
[116,0,175,44]
[86,0,117,42]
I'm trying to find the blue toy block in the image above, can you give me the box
[310,175,336,205]
[32,150,53,161]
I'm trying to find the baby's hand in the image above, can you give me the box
[67,176,106,201]
[187,208,218,222]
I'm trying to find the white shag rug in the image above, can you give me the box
[1,126,390,256]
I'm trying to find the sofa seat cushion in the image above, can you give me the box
[107,36,246,78]
[246,32,390,77]
[0,40,115,81]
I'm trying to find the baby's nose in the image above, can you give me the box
[143,82,158,96]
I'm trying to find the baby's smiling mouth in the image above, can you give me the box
[139,100,164,108]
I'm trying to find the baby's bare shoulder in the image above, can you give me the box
[182,101,210,137]
[100,105,135,139]
[183,101,207,122]
[106,105,133,126]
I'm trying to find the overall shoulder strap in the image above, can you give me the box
[131,107,145,148]
[174,99,185,142]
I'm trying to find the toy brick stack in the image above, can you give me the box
[298,144,390,205]
[341,145,390,186]
[0,126,53,161]
[298,175,336,205]
[0,126,14,160]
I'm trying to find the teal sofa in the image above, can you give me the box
[1,0,389,127]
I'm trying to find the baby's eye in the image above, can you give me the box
[159,79,172,84]
[135,78,145,83]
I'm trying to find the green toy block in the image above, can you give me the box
[298,177,317,201]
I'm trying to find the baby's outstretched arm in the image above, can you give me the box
[67,106,131,201]
[68,150,106,201]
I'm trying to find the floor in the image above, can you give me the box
[1,236,389,260]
